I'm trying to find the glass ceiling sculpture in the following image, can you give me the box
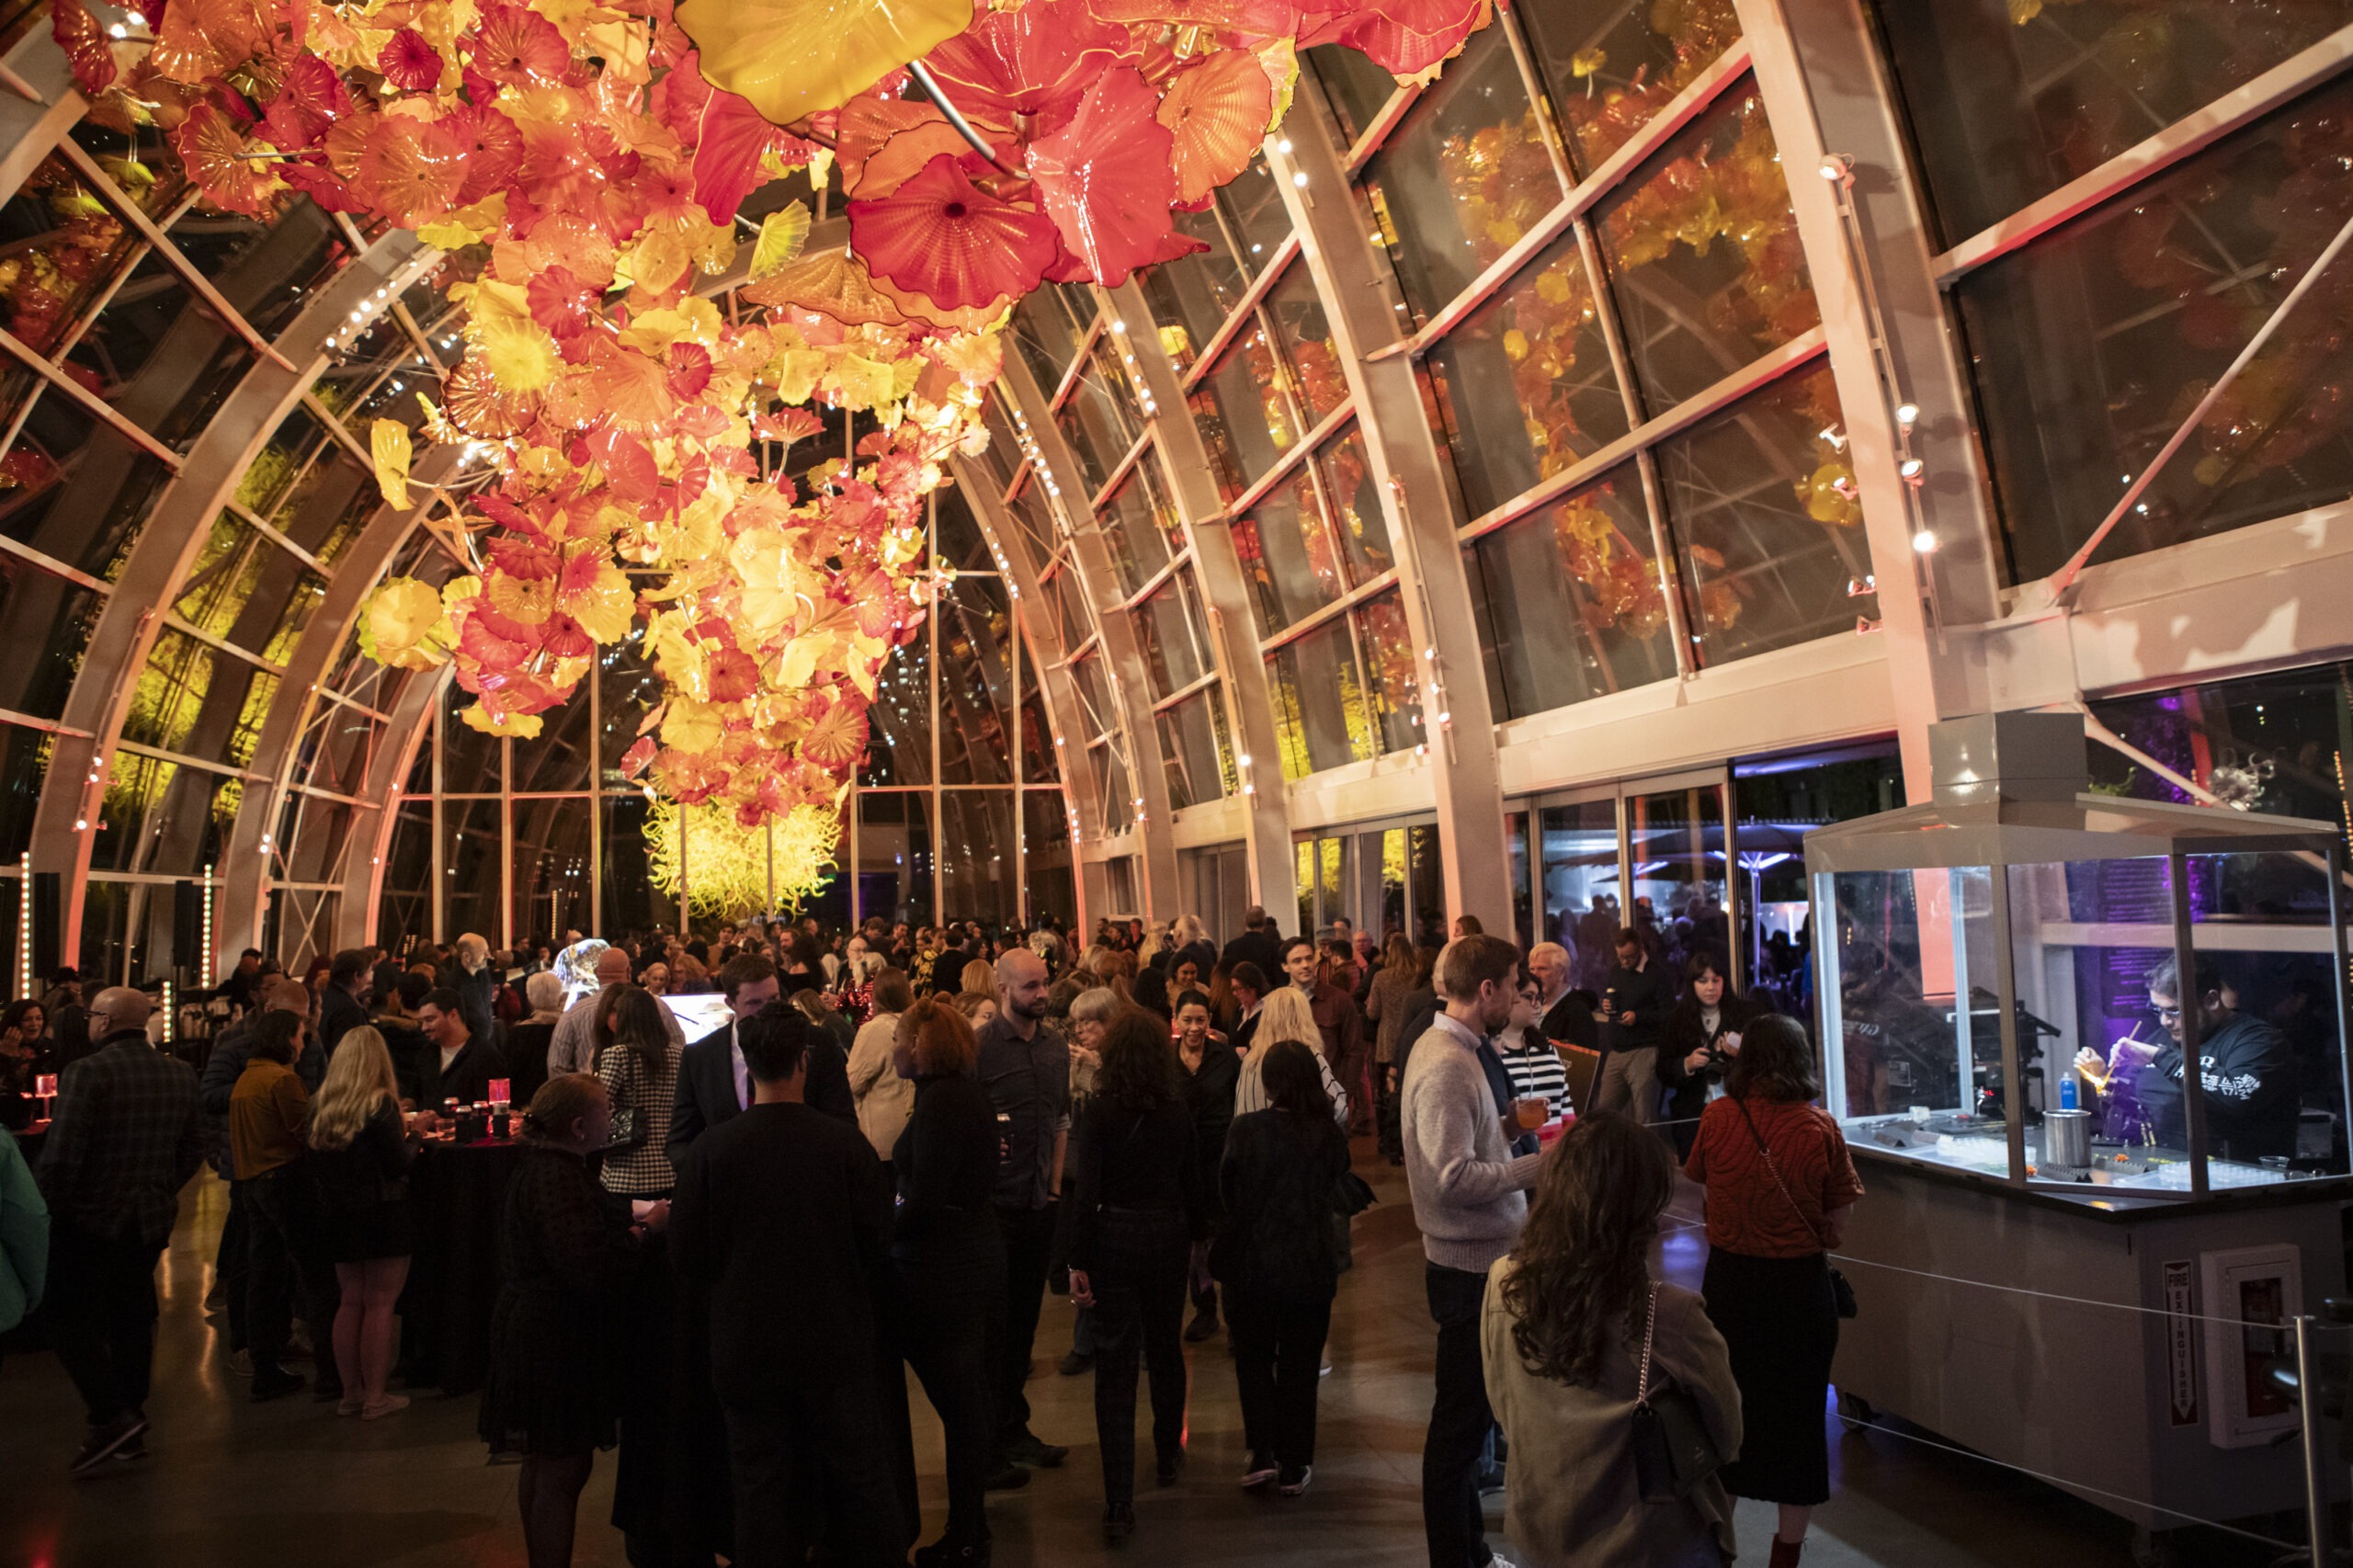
[57,0,1490,845]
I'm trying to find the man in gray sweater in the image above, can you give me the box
[1402,933,1542,1568]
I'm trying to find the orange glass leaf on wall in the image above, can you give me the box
[694,86,791,223]
[470,2,573,85]
[1306,0,1489,79]
[378,28,445,92]
[799,693,869,768]
[48,0,116,97]
[1027,67,1177,286]
[677,0,974,131]
[175,100,286,216]
[848,153,1058,311]
[148,0,278,85]
[355,115,469,224]
[1157,50,1274,207]
[919,0,1133,134]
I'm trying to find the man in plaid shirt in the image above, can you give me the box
[39,986,206,1474]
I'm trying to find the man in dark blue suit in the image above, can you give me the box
[667,955,854,1168]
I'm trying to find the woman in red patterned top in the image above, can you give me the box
[1683,1014,1863,1568]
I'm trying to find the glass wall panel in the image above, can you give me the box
[1519,0,1744,177]
[1159,689,1233,811]
[1265,260,1348,427]
[1733,743,1904,1011]
[438,678,501,792]
[1136,571,1211,699]
[1024,790,1076,926]
[1012,281,1097,394]
[0,562,99,720]
[1953,78,2353,583]
[1626,780,1728,977]
[1267,617,1372,780]
[1408,822,1446,946]
[1363,28,1563,326]
[938,574,1014,786]
[1315,428,1394,585]
[1233,467,1343,638]
[600,793,669,937]
[1141,205,1250,372]
[1001,473,1060,564]
[1879,0,2353,245]
[1057,345,1142,494]
[78,878,131,988]
[1356,592,1421,754]
[1046,565,1092,654]
[442,797,503,942]
[176,516,326,660]
[862,619,933,786]
[1540,799,1620,988]
[936,487,995,574]
[1095,457,1180,596]
[75,252,253,449]
[939,790,1018,928]
[1428,230,1628,517]
[0,723,49,858]
[1592,79,1817,414]
[379,802,433,953]
[91,752,232,873]
[169,197,345,342]
[1655,361,1862,665]
[1466,463,1675,718]
[1308,43,1401,145]
[1,394,174,580]
[509,692,595,795]
[1070,653,1115,741]
[857,791,935,926]
[510,795,594,948]
[0,155,147,356]
[1095,744,1134,835]
[1218,155,1293,273]
[1018,661,1061,784]
[1190,323,1299,502]
[123,630,276,768]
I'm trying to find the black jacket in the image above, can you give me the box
[665,1018,855,1165]
[1067,1097,1205,1274]
[415,1033,501,1108]
[1181,1040,1242,1219]
[1212,1108,1350,1303]
[891,1074,1003,1285]
[1601,959,1675,1052]
[320,987,372,1058]
[1539,989,1599,1051]
[669,1101,892,1381]
[1654,993,1759,1155]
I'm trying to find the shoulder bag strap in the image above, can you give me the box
[1733,1096,1829,1251]
[1635,1281,1660,1407]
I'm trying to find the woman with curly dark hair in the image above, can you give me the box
[1067,1011,1205,1542]
[1482,1113,1740,1567]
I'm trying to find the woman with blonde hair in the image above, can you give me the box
[1233,987,1348,1129]
[959,958,997,999]
[307,1025,421,1417]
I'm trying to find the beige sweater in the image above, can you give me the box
[1482,1259,1742,1567]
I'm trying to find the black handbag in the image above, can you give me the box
[1630,1283,1724,1501]
[1733,1098,1857,1320]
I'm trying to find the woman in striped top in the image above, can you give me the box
[594,988,683,1199]
[1495,973,1569,1121]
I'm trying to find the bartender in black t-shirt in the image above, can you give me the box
[2099,954,2298,1162]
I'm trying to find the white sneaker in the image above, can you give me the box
[1279,1465,1313,1495]
[1488,1558,1519,1568]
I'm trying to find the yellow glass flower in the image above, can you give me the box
[676,0,975,129]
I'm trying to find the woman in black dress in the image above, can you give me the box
[1215,1040,1350,1494]
[1173,988,1238,1344]
[890,995,1006,1568]
[479,1074,666,1568]
[1654,951,1759,1158]
[1069,1011,1206,1542]
[305,1026,420,1418]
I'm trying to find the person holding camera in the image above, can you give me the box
[1654,954,1757,1159]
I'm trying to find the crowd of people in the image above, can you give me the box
[0,901,1865,1568]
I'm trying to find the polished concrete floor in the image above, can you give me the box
[0,1149,2268,1567]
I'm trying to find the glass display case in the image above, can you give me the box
[1807,712,2353,1200]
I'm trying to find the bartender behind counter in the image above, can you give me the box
[2078,955,2297,1163]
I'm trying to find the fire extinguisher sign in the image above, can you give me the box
[2163,1259,2200,1427]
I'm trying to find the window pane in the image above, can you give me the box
[1002,472,1061,564]
[1364,28,1563,327]
[124,628,276,767]
[0,154,147,357]
[1880,0,2353,245]
[0,561,100,720]
[1233,466,1344,638]
[1046,564,1092,653]
[1355,591,1421,754]
[1315,427,1395,585]
[1215,154,1292,274]
[0,392,174,579]
[1265,259,1348,427]
[1466,463,1675,717]
[1095,743,1134,835]
[443,798,503,946]
[862,613,933,787]
[1189,319,1300,502]
[1954,77,2353,582]
[92,753,237,874]
[1055,344,1141,495]
[1308,43,1402,145]
[1267,618,1373,780]
[176,515,327,661]
[939,790,1018,928]
[0,723,49,858]
[74,251,254,449]
[1656,361,1865,665]
[598,794,665,937]
[438,678,502,792]
[1095,458,1180,597]
[1428,229,1628,517]
[1408,823,1446,945]
[1023,791,1076,926]
[1540,799,1621,989]
[1141,205,1251,371]
[1136,570,1211,699]
[170,198,346,342]
[1592,78,1817,415]
[938,574,1014,786]
[1070,652,1115,740]
[511,793,595,946]
[1519,0,1744,178]
[936,486,995,574]
[1012,281,1096,394]
[1018,656,1062,784]
[509,691,594,794]
[379,802,433,951]
[858,791,935,926]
